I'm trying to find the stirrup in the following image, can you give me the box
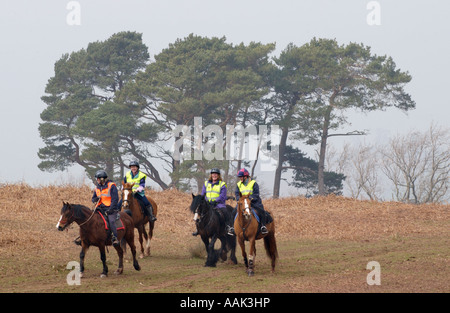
[112,236,120,247]
[74,236,82,246]
[260,225,268,235]
[227,226,235,236]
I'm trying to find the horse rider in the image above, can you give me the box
[227,168,268,236]
[192,168,231,236]
[91,170,120,247]
[123,160,157,222]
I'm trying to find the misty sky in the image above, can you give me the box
[0,0,449,193]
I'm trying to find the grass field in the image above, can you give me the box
[0,184,448,293]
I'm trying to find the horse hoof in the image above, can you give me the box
[100,273,107,278]
[139,254,144,259]
[80,272,84,278]
[248,271,254,277]
[114,269,123,275]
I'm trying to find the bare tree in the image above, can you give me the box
[380,123,450,204]
[327,142,383,201]
[348,142,383,201]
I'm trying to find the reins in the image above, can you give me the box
[78,201,99,228]
[238,202,252,241]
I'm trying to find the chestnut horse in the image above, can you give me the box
[56,202,140,277]
[121,182,157,258]
[234,193,278,276]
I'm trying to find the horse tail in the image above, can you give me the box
[263,229,278,270]
[148,220,154,239]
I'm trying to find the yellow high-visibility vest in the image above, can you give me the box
[204,180,226,202]
[125,171,146,194]
[237,180,256,196]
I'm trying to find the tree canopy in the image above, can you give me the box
[39,33,416,198]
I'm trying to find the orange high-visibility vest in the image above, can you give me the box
[95,181,116,207]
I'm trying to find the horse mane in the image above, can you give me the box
[64,203,92,220]
[122,182,134,189]
[189,194,206,214]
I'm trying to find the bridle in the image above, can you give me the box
[237,197,252,238]
[58,202,98,230]
[121,187,133,209]
[192,199,212,223]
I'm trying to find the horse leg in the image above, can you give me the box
[238,236,248,272]
[201,235,209,258]
[99,244,108,277]
[114,234,124,275]
[137,225,145,259]
[142,223,150,257]
[203,234,218,267]
[79,243,89,278]
[247,238,256,277]
[219,236,228,262]
[121,238,127,256]
[126,225,141,271]
[228,235,238,265]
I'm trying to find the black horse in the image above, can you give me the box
[189,194,237,267]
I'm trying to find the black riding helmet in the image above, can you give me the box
[95,170,108,179]
[129,160,140,168]
[210,168,221,174]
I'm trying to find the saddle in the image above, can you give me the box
[96,209,125,231]
[73,209,125,246]
[234,208,273,224]
[133,195,147,214]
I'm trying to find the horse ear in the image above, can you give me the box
[239,192,243,198]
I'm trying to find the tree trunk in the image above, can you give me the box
[272,126,288,199]
[318,106,332,196]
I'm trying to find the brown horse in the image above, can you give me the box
[234,193,278,276]
[121,182,157,258]
[56,202,140,277]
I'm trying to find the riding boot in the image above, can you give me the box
[257,207,268,235]
[145,204,157,222]
[111,235,120,247]
[192,230,199,236]
[260,217,269,235]
[107,212,120,247]
[227,207,237,236]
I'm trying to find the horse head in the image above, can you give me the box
[121,182,135,210]
[190,194,207,222]
[56,201,74,231]
[238,193,252,221]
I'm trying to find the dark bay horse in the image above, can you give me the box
[121,182,157,258]
[189,194,237,267]
[56,202,140,277]
[234,193,278,276]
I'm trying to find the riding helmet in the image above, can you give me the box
[129,160,140,168]
[237,168,249,177]
[95,170,108,179]
[210,168,221,174]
